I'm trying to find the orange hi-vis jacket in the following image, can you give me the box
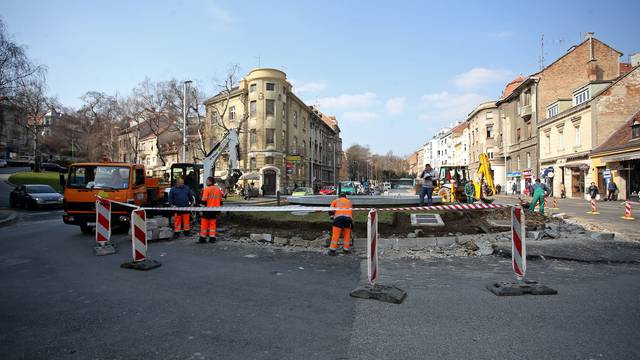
[202,185,223,207]
[330,197,353,218]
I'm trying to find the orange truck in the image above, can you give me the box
[60,162,167,234]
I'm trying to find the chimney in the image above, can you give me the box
[631,53,640,67]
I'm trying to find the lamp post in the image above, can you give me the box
[182,80,192,162]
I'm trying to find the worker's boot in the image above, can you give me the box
[183,230,191,237]
[209,236,217,243]
[342,249,352,255]
[173,232,180,239]
[327,249,337,256]
[197,236,207,244]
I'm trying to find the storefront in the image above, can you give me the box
[506,172,522,194]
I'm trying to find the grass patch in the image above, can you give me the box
[237,210,396,224]
[8,171,66,192]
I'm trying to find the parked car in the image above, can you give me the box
[28,162,67,172]
[319,186,336,195]
[292,187,314,196]
[0,159,7,168]
[10,184,64,209]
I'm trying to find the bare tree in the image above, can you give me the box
[13,74,51,171]
[0,18,45,98]
[75,91,121,161]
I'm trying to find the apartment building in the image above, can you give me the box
[466,101,504,187]
[451,122,469,166]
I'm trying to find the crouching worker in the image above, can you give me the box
[169,178,195,238]
[328,193,353,255]
[199,176,223,244]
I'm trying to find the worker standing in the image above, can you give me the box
[199,176,223,244]
[528,178,549,214]
[169,178,195,239]
[328,193,353,255]
[464,180,475,204]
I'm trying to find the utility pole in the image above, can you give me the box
[183,80,192,162]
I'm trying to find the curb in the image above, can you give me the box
[0,212,17,226]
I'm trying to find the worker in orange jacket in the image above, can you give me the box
[328,193,353,255]
[199,176,223,244]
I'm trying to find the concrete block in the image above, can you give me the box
[250,233,273,242]
[158,227,173,239]
[456,235,474,245]
[436,236,457,247]
[290,237,309,247]
[407,233,417,238]
[414,229,424,237]
[590,232,615,241]
[398,238,418,250]
[527,231,544,240]
[415,237,437,248]
[274,237,289,246]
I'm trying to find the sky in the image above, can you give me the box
[2,0,639,155]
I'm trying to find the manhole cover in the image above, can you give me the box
[410,213,444,227]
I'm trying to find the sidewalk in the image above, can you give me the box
[494,194,639,241]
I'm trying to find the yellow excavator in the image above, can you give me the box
[473,153,496,202]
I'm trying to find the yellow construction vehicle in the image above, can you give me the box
[473,153,497,202]
[435,165,470,203]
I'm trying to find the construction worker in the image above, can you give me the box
[199,176,223,244]
[529,178,549,214]
[169,177,195,238]
[328,193,353,255]
[464,180,475,204]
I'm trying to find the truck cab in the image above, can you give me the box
[61,162,163,233]
[164,163,203,204]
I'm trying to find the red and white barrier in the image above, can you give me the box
[622,202,635,220]
[132,209,147,262]
[95,198,111,245]
[588,199,599,214]
[367,208,379,285]
[511,205,526,280]
[121,208,161,270]
[550,196,559,210]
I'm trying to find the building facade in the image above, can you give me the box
[466,101,505,188]
[451,122,469,166]
[204,68,342,195]
[539,66,640,199]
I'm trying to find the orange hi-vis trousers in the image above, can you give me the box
[174,213,190,232]
[200,218,217,237]
[330,226,351,250]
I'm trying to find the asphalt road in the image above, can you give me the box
[0,167,29,208]
[1,217,639,359]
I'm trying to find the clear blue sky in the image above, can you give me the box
[2,0,639,155]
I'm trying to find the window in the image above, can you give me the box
[266,100,275,116]
[486,111,493,120]
[632,121,640,139]
[266,83,275,91]
[527,123,532,139]
[516,128,521,142]
[545,133,551,153]
[135,168,145,186]
[523,90,531,106]
[229,106,236,120]
[547,104,559,118]
[558,128,564,150]
[487,150,494,160]
[249,83,256,93]
[526,153,531,169]
[575,125,581,146]
[265,156,274,165]
[516,155,520,170]
[573,88,590,106]
[250,158,256,170]
[211,111,218,124]
[293,111,298,128]
[486,125,494,139]
[250,101,257,117]
[266,128,275,145]
[250,129,257,145]
[292,136,298,153]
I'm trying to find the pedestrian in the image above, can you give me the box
[512,182,517,195]
[607,180,617,201]
[199,176,223,244]
[169,177,195,239]
[464,179,475,204]
[419,164,436,206]
[588,182,599,201]
[328,193,353,255]
[560,183,566,199]
[528,178,549,214]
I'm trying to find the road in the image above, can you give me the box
[1,215,639,359]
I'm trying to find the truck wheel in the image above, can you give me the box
[80,222,94,235]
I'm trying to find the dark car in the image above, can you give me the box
[28,162,67,172]
[10,184,64,209]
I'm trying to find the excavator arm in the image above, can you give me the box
[203,129,242,189]
[474,153,496,200]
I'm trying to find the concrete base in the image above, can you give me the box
[587,211,600,215]
[350,283,407,304]
[94,243,117,256]
[487,280,557,296]
[120,259,162,271]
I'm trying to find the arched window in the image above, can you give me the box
[293,111,298,128]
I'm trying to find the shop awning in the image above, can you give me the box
[602,152,640,163]
[564,162,589,170]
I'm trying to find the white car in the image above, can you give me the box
[0,159,7,168]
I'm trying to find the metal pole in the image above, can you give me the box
[183,80,192,162]
[333,139,336,186]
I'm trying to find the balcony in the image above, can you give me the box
[518,104,532,119]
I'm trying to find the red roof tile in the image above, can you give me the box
[500,75,526,100]
[620,63,634,76]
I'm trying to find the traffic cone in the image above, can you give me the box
[621,202,635,220]
[587,199,600,215]
[549,196,559,210]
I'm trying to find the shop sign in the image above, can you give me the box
[286,155,301,162]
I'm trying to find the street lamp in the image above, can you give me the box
[183,80,192,162]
